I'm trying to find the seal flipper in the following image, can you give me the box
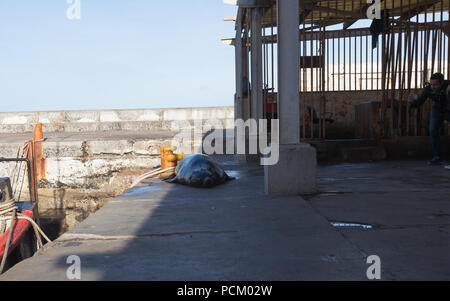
[165,174,178,183]
[225,174,235,181]
[202,177,214,188]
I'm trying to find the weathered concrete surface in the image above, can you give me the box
[0,130,201,204]
[0,107,234,134]
[264,143,317,195]
[309,137,450,162]
[2,159,449,280]
[301,90,385,138]
[0,160,367,281]
[309,139,383,162]
[306,161,450,280]
[382,136,450,159]
[0,130,186,231]
[0,124,234,233]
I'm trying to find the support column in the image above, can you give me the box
[278,0,299,145]
[234,11,243,123]
[245,7,263,162]
[242,42,250,121]
[236,42,252,162]
[264,0,317,195]
[250,7,263,123]
[234,11,246,161]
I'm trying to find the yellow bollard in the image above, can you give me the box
[159,147,183,177]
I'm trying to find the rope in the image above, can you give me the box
[11,146,21,197]
[129,167,175,189]
[16,144,30,203]
[0,198,52,274]
[11,143,30,203]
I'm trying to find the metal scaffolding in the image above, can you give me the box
[230,0,450,140]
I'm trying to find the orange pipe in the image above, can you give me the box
[33,123,43,141]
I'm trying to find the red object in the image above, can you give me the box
[0,210,33,259]
[265,102,278,114]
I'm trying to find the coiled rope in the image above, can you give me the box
[0,198,52,274]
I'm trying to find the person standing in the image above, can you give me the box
[408,73,450,165]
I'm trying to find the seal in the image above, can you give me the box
[166,154,234,188]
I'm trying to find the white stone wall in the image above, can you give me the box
[0,107,234,134]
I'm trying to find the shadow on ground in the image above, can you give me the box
[1,159,450,280]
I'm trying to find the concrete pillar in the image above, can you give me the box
[234,15,245,161]
[264,0,317,195]
[277,0,299,145]
[250,7,263,123]
[242,44,250,121]
[234,12,243,123]
[243,7,263,162]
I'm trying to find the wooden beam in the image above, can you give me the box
[400,1,440,20]
[221,38,235,46]
[300,4,363,19]
[258,21,449,44]
[342,3,372,30]
[223,20,450,47]
[299,9,312,25]
[237,0,274,8]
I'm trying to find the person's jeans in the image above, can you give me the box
[429,109,444,158]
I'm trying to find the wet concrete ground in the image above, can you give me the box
[1,160,449,280]
[309,161,450,280]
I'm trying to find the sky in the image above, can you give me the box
[0,0,237,112]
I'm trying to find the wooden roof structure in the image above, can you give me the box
[238,0,450,28]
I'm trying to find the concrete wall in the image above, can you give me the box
[243,91,384,139]
[0,107,235,134]
[303,90,384,138]
[0,106,236,207]
[0,133,212,194]
[0,97,385,138]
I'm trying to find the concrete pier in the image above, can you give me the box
[1,159,449,280]
[0,107,236,222]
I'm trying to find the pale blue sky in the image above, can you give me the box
[0,1,237,112]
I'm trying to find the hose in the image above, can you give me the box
[129,167,175,189]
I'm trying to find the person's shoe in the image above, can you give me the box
[428,157,443,165]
